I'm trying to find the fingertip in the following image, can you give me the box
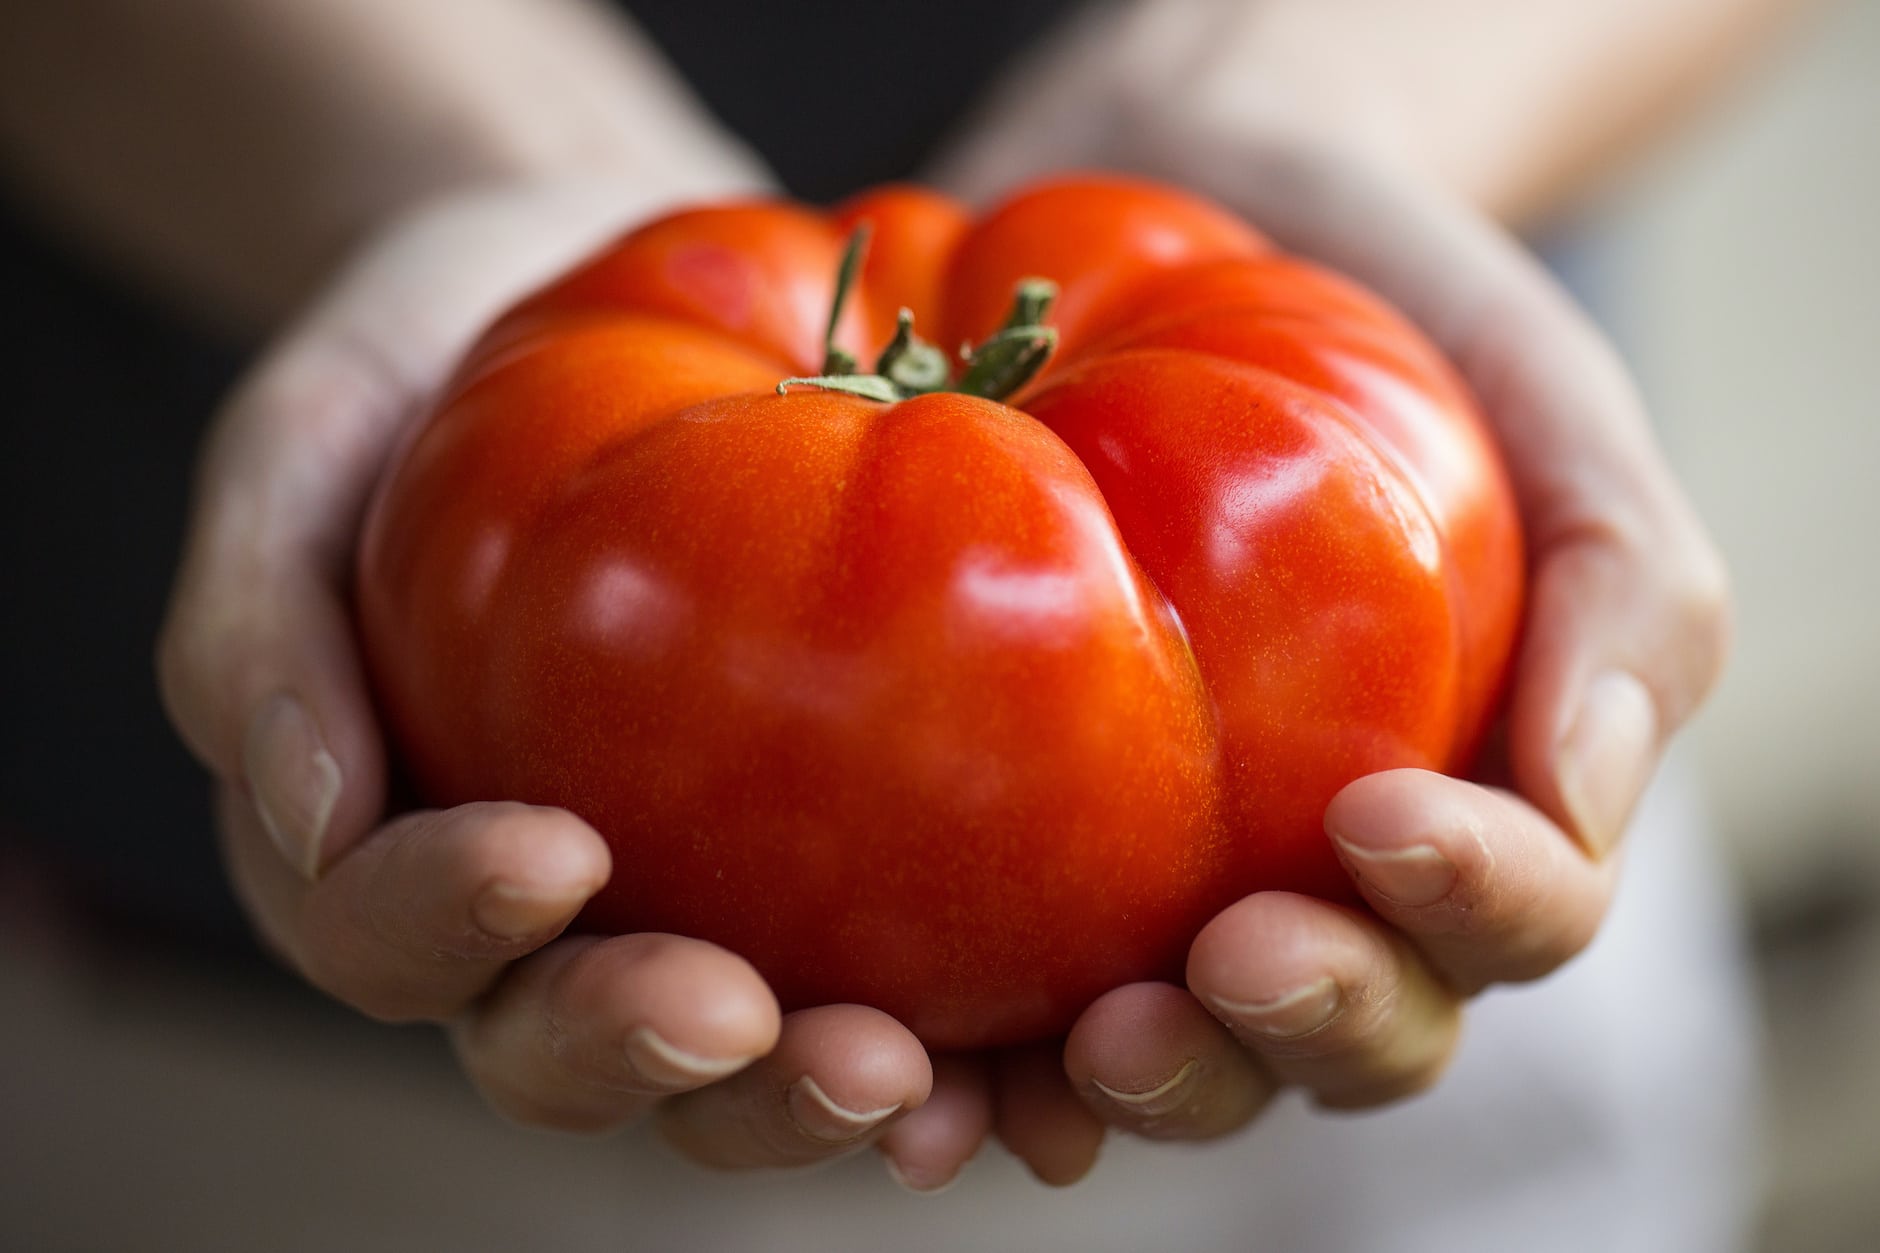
[786,1074,908,1145]
[452,931,787,1134]
[1507,516,1726,866]
[555,934,783,1085]
[466,878,586,949]
[878,1055,993,1193]
[171,587,388,883]
[456,803,612,942]
[994,1043,1105,1187]
[1324,768,1451,849]
[1323,771,1494,913]
[1067,981,1272,1142]
[1021,1125,1103,1188]
[1326,769,1616,990]
[1064,983,1204,1104]
[780,1004,934,1121]
[653,1004,929,1169]
[1187,893,1367,1041]
[240,691,345,881]
[1551,667,1659,860]
[1188,894,1463,1109]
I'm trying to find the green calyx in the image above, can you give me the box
[777,227,1058,404]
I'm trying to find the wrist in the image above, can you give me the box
[311,114,773,330]
[296,165,775,401]
[1102,1,1421,198]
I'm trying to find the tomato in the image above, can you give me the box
[356,174,1522,1050]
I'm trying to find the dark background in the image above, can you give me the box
[0,0,1083,950]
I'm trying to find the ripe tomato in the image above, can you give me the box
[356,174,1522,1049]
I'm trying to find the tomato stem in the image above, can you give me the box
[876,308,952,392]
[820,223,871,375]
[773,372,903,402]
[957,280,1057,399]
[999,278,1057,334]
[779,226,1058,404]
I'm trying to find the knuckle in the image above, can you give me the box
[292,929,447,1024]
[653,1102,800,1169]
[1308,1003,1460,1110]
[1452,860,1610,987]
[475,1079,640,1136]
[1314,1054,1452,1111]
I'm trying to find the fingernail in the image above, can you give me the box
[470,837,609,943]
[622,1026,752,1090]
[243,691,342,881]
[470,881,569,943]
[1557,669,1658,859]
[884,1153,961,1195]
[1332,840,1457,907]
[1090,1059,1200,1118]
[1210,976,1343,1040]
[787,1076,901,1143]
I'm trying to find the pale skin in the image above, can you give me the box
[0,0,1783,1191]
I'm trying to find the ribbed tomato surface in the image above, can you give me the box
[357,174,1522,1048]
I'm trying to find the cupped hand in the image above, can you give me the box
[926,5,1731,1180]
[157,175,940,1172]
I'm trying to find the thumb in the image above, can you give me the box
[156,328,401,879]
[156,178,726,880]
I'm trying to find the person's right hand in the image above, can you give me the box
[917,0,1734,1186]
[156,175,961,1174]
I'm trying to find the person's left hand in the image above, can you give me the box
[159,173,957,1182]
[885,1,1733,1187]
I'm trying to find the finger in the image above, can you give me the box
[1065,982,1275,1141]
[655,1004,930,1169]
[877,1054,995,1193]
[219,788,610,1021]
[1512,511,1727,859]
[452,932,782,1135]
[993,1042,1105,1187]
[1176,148,1729,857]
[157,333,412,879]
[1188,892,1463,1109]
[154,182,685,882]
[1326,769,1617,993]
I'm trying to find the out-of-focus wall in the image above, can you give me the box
[1612,0,1880,901]
[1603,3,1880,1247]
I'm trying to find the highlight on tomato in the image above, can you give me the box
[356,173,1523,1049]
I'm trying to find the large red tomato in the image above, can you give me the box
[356,174,1522,1050]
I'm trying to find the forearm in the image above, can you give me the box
[1163,0,1812,224]
[0,0,761,329]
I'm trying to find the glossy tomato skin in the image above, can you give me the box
[357,173,1522,1049]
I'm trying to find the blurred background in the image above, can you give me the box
[1603,0,1880,1242]
[1,0,1876,1249]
